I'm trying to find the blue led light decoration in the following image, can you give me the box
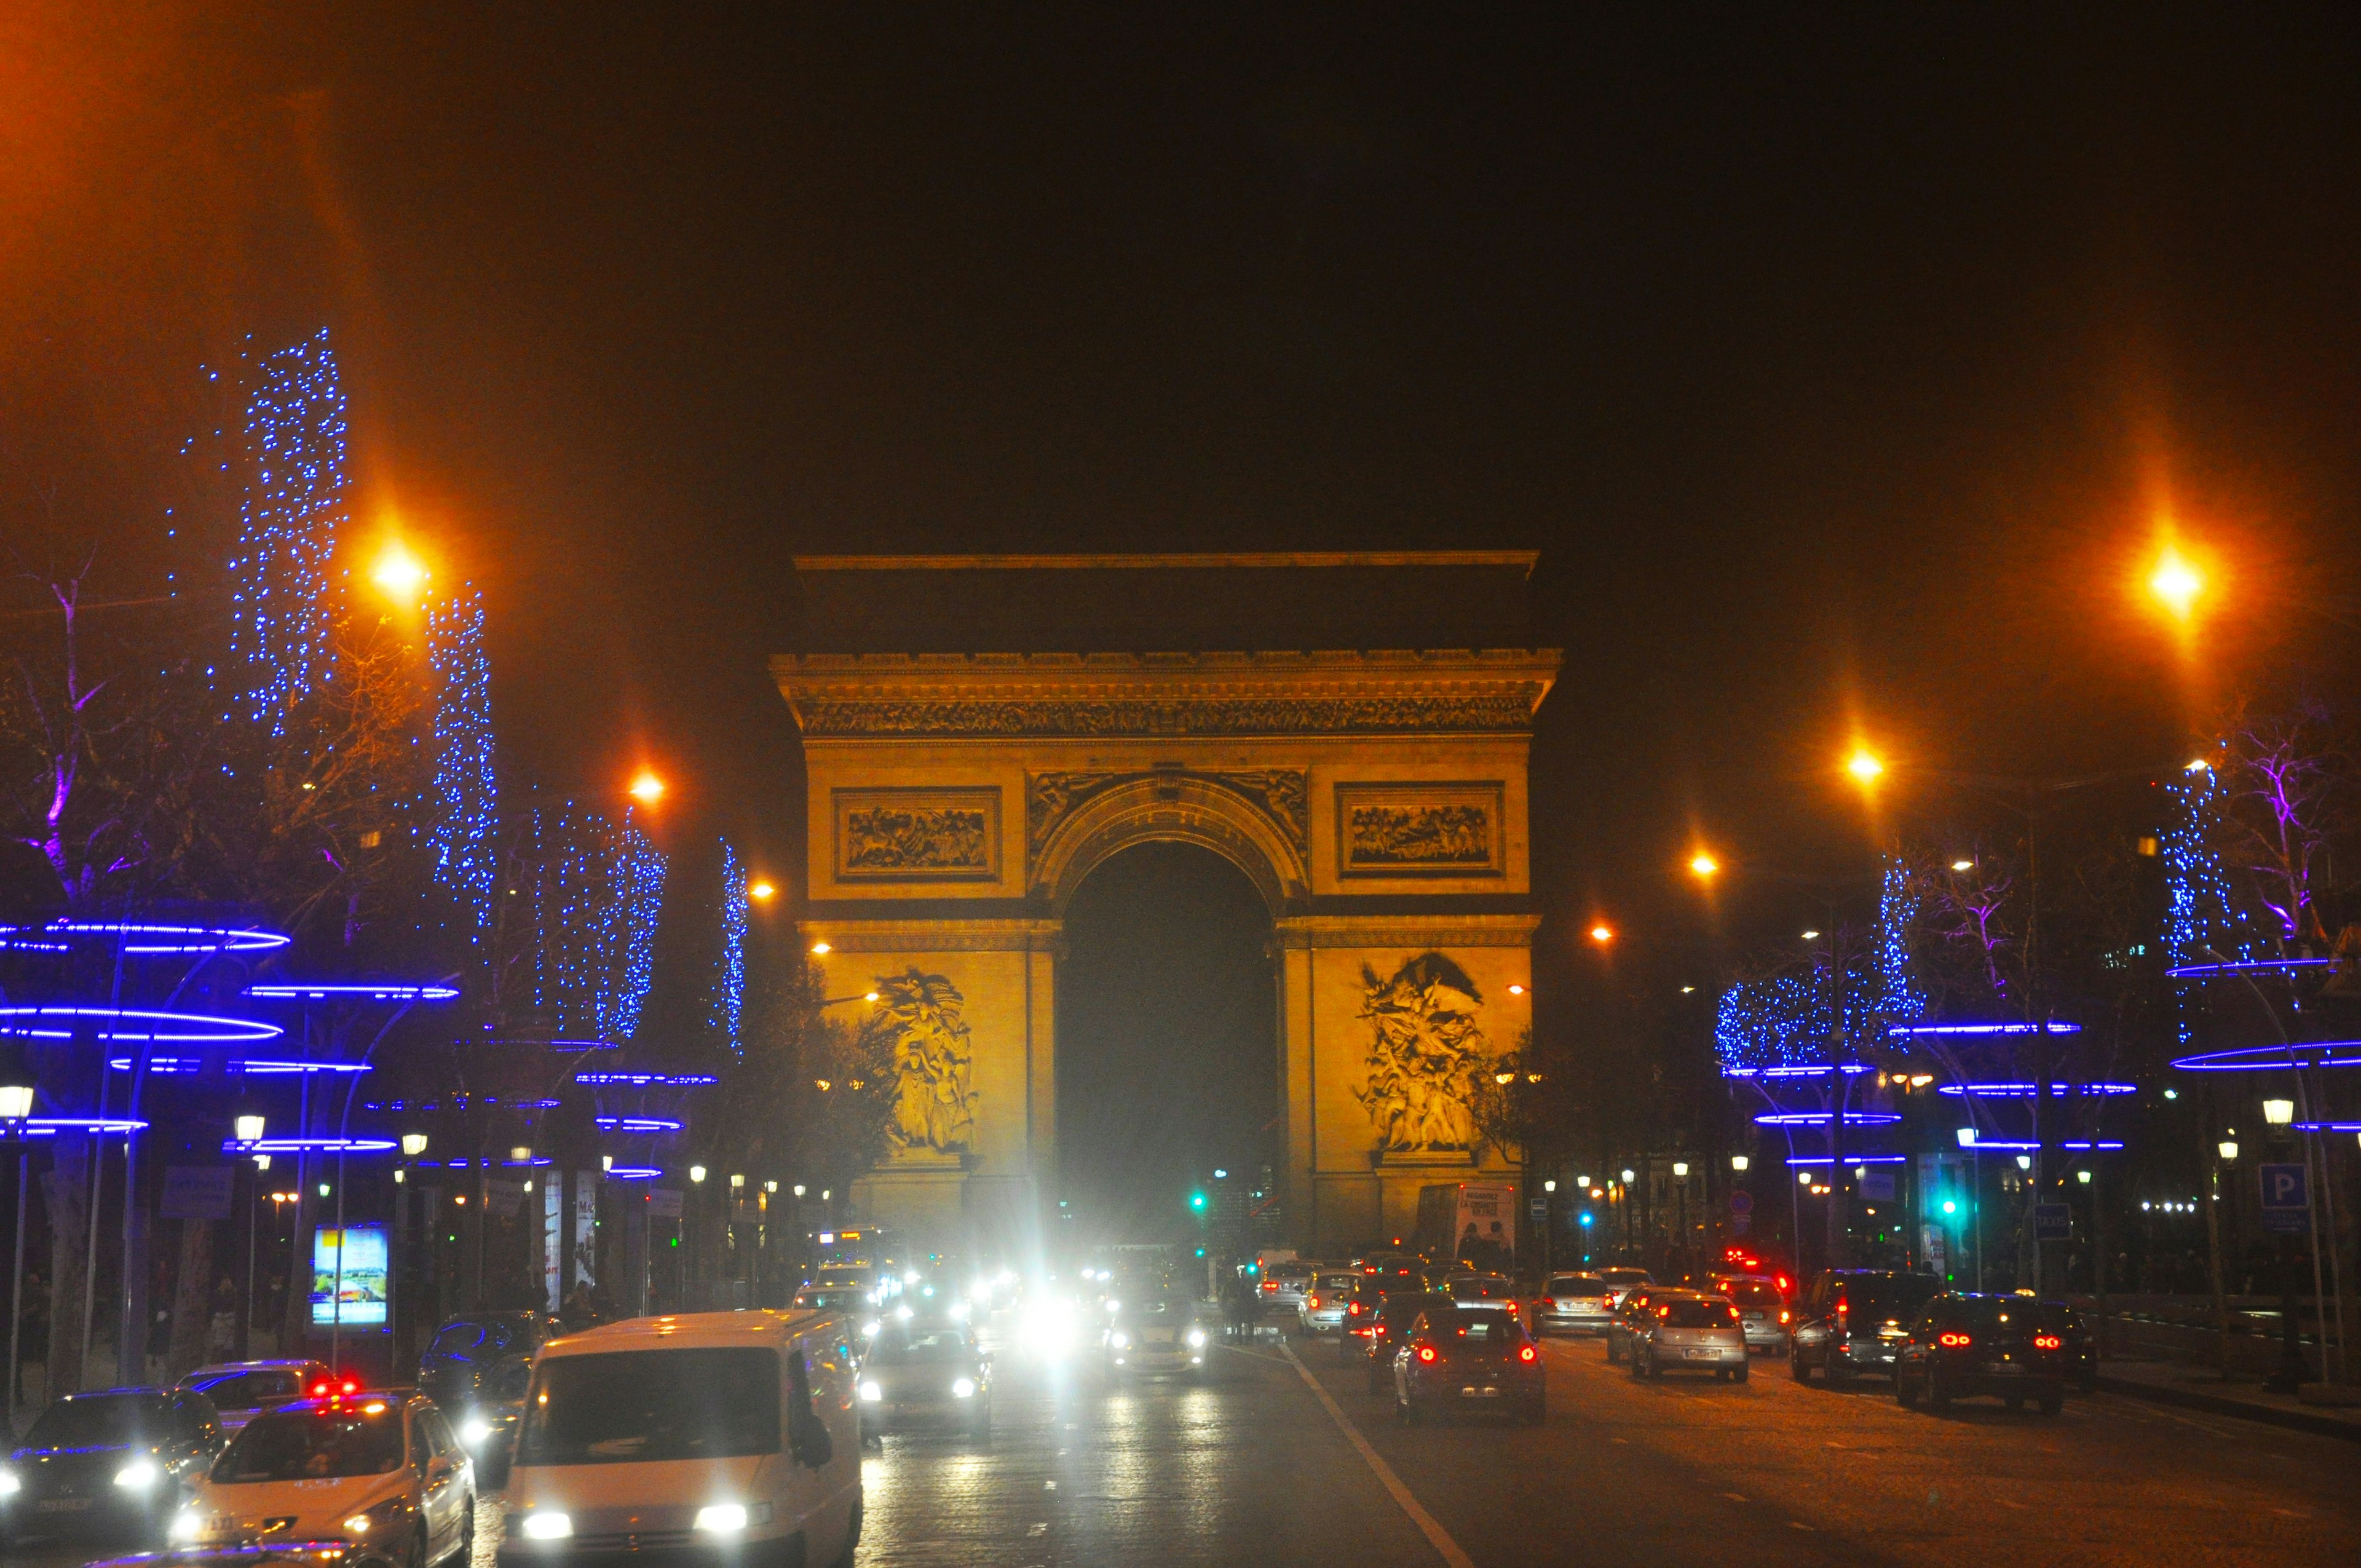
[426,584,499,940]
[1875,856,1929,1024]
[713,839,748,1055]
[226,330,347,733]
[2162,761,2244,1045]
[1714,947,1880,1074]
[531,803,669,1043]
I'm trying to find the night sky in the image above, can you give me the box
[7,6,2361,1203]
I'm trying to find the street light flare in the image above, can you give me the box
[2146,545,2204,620]
[1688,852,1720,877]
[1846,749,1884,783]
[809,941,831,955]
[628,770,666,804]
[369,542,429,604]
[1588,924,1614,944]
[1950,858,1974,872]
[748,879,777,902]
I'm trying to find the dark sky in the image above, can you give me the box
[8,7,2361,1133]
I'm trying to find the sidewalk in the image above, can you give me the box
[2097,1357,2361,1443]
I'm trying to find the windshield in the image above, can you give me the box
[1548,1276,1603,1295]
[796,1289,864,1309]
[23,1395,167,1450]
[1381,1294,1450,1326]
[1427,1309,1520,1343]
[869,1329,970,1365]
[1314,1273,1358,1291]
[1450,1278,1513,1299]
[1724,1281,1784,1308]
[1600,1269,1650,1286]
[213,1408,406,1483]
[429,1321,514,1359]
[1663,1299,1739,1329]
[1847,1277,1942,1318]
[186,1369,305,1411]
[517,1348,778,1466]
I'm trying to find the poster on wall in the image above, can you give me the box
[544,1179,563,1313]
[311,1224,389,1329]
[572,1171,599,1294]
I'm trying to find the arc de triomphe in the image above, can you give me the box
[774,553,1557,1255]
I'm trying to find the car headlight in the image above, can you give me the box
[343,1512,379,1536]
[1109,1331,1129,1349]
[695,1503,767,1534]
[169,1510,204,1541]
[1185,1327,1207,1347]
[113,1460,160,1489]
[459,1417,493,1446]
[0,1468,18,1497]
[520,1511,574,1540]
[895,1305,914,1322]
[858,1379,883,1402]
[951,1377,977,1399]
[861,1319,882,1339]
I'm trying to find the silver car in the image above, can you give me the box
[1298,1271,1362,1334]
[1596,1266,1654,1310]
[1533,1273,1616,1336]
[1260,1261,1316,1315]
[1629,1293,1750,1382]
[1712,1275,1792,1354]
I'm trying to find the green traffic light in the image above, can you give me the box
[1189,1192,1206,1210]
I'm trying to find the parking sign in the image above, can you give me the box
[2260,1162,2309,1235]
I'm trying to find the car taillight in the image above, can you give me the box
[1262,1282,1277,1293]
[1308,1294,1321,1309]
[1836,1299,1849,1325]
[1938,1331,1972,1348]
[1779,1310,1792,1324]
[1349,1302,1363,1317]
[1517,1344,1537,1363]
[1728,1307,1742,1322]
[2033,1333,2062,1350]
[1416,1344,1437,1363]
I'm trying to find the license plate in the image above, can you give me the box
[1459,1386,1500,1398]
[892,1403,927,1415]
[1685,1348,1719,1359]
[38,1498,93,1513]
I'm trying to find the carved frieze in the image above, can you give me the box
[1354,951,1492,1154]
[1335,782,1506,878]
[799,695,1535,738]
[832,788,1001,882]
[860,967,979,1156]
[1027,769,1308,875]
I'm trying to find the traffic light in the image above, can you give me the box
[1189,1191,1207,1211]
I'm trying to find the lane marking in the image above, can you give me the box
[1279,1339,1477,1568]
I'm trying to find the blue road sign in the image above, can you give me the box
[2260,1162,2309,1235]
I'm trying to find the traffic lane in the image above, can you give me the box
[1535,1334,2357,1566]
[856,1334,1438,1568]
[1288,1330,1869,1568]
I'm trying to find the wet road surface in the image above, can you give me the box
[7,1313,2354,1568]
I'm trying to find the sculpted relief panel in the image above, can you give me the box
[1353,951,1493,1153]
[861,967,981,1157]
[833,788,1000,881]
[1336,782,1505,878]
[1027,769,1308,876]
[801,695,1535,738]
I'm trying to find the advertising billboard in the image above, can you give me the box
[311,1224,390,1329]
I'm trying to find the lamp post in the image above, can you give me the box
[231,1113,266,1363]
[1672,1162,1691,1280]
[0,1053,34,1431]
[2261,1097,2309,1393]
[1541,1179,1556,1280]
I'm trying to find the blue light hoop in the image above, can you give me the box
[1936,1082,2137,1098]
[107,1057,370,1075]
[603,1166,662,1180]
[2294,1122,2361,1133]
[574,1073,721,1087]
[1954,1139,2039,1151]
[1752,1111,1903,1127]
[425,1157,553,1169]
[595,1117,684,1134]
[245,983,459,1002]
[1720,1064,1875,1079]
[1785,1155,1907,1166]
[1886,1021,2082,1039]
[1,1007,282,1043]
[227,1137,396,1154]
[2171,1042,2361,1072]
[23,1118,146,1135]
[483,1037,624,1052]
[2059,1141,2127,1150]
[0,921,288,954]
[362,1094,556,1112]
[2165,958,2332,979]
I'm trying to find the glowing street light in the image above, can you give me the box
[2262,1098,2295,1127]
[1688,852,1720,878]
[400,1133,429,1158]
[809,941,831,956]
[748,880,777,903]
[369,542,429,605]
[2146,544,2205,620]
[1588,924,1615,944]
[1950,859,1974,873]
[1846,749,1885,784]
[628,770,667,806]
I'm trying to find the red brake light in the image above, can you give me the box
[1938,1331,1972,1348]
[2033,1333,2063,1350]
[1349,1302,1363,1316]
[310,1381,330,1396]
[1517,1344,1537,1363]
[1779,1309,1792,1324]
[1728,1306,1742,1321]
[1776,1275,1791,1293]
[1308,1294,1321,1309]
[1416,1344,1437,1363]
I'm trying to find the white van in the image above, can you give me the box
[496,1310,861,1568]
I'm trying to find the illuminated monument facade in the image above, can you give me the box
[774,553,1557,1254]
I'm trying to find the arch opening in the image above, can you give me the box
[1054,841,1276,1248]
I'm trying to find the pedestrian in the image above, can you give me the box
[560,1280,597,1333]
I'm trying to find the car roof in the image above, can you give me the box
[184,1360,319,1376]
[541,1309,845,1360]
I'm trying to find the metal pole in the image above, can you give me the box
[239,1169,256,1362]
[10,1145,26,1431]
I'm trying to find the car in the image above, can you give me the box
[1894,1293,2070,1415]
[1710,1275,1792,1355]
[417,1313,556,1414]
[1105,1296,1209,1376]
[1530,1273,1616,1336]
[1441,1272,1520,1312]
[499,1309,863,1568]
[1361,1291,1452,1395]
[791,1285,874,1313]
[1789,1270,1945,1384]
[1298,1270,1362,1334]
[92,1540,406,1568]
[1391,1305,1544,1425]
[171,1392,472,1566]
[1604,1287,1695,1365]
[1259,1261,1316,1313]
[1596,1266,1654,1310]
[1,1387,224,1546]
[857,1322,992,1439]
[1337,1275,1397,1363]
[176,1362,335,1435]
[451,1358,532,1488]
[1627,1294,1750,1382]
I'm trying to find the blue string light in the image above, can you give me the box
[225,330,346,733]
[2162,761,2244,1045]
[427,584,498,940]
[1875,856,1928,1023]
[1714,952,1876,1073]
[532,802,668,1042]
[714,838,747,1055]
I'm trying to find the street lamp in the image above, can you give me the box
[1730,1155,1749,1173]
[1543,1179,1556,1194]
[401,1133,429,1158]
[1588,924,1614,944]
[2145,544,2205,620]
[748,881,777,903]
[2262,1098,2295,1128]
[368,541,430,605]
[1846,748,1884,783]
[234,1114,266,1147]
[690,1165,707,1184]
[2218,1139,2239,1162]
[1956,1128,1979,1148]
[510,1146,532,1163]
[792,1184,805,1198]
[730,1173,745,1190]
[0,1048,33,1431]
[1688,852,1720,878]
[628,770,666,806]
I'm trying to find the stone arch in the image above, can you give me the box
[1030,773,1310,917]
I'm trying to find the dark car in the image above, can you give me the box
[0,1388,224,1545]
[417,1312,555,1411]
[1337,1275,1397,1363]
[2032,1301,2099,1395]
[858,1323,992,1438]
[1362,1291,1452,1395]
[453,1357,532,1487]
[1391,1305,1544,1425]
[1789,1270,1944,1384]
[1894,1293,2070,1415]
